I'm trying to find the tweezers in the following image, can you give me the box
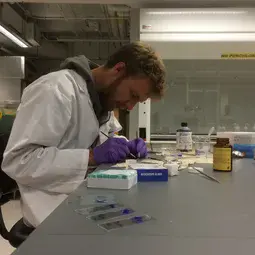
[193,166,220,184]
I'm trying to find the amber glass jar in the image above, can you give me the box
[213,138,233,172]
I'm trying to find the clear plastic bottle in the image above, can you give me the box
[217,125,226,132]
[244,123,249,132]
[176,122,192,152]
[233,123,241,132]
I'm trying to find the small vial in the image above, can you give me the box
[233,123,240,132]
[244,123,249,132]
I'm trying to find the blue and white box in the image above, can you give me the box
[129,164,168,182]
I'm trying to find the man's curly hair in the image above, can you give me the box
[105,41,166,98]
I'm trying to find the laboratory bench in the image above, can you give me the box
[12,159,255,255]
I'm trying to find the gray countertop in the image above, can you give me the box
[12,159,255,255]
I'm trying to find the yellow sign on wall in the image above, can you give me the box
[221,53,255,59]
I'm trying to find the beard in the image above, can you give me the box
[99,92,114,111]
[98,77,124,111]
[98,84,118,111]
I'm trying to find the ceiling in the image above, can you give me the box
[0,3,131,80]
[3,0,255,7]
[164,59,255,87]
[14,3,130,43]
[2,1,254,54]
[1,1,255,80]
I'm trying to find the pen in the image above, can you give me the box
[100,131,137,159]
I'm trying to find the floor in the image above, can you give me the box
[1,200,22,255]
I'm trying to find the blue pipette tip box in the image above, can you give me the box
[129,164,168,182]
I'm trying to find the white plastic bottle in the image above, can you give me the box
[176,122,192,152]
[244,123,249,132]
[233,123,241,132]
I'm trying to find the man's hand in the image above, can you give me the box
[92,138,130,165]
[128,138,148,158]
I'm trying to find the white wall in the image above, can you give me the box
[142,41,255,60]
[0,79,21,102]
[139,8,255,137]
[0,57,24,103]
[151,59,255,134]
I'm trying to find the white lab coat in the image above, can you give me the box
[2,69,121,227]
[99,111,122,143]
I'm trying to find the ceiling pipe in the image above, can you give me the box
[57,38,129,42]
[30,15,129,21]
[45,37,129,42]
[101,5,114,39]
[11,2,130,20]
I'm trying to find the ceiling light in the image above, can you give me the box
[0,24,29,48]
[146,11,247,15]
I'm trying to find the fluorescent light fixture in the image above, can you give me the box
[0,24,29,48]
[141,33,255,42]
[147,11,247,15]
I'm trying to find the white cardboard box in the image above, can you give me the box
[87,169,137,190]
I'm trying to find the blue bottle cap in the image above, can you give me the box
[122,209,132,214]
[132,216,143,224]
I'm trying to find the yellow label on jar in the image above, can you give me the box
[213,148,232,171]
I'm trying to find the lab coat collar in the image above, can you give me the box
[60,55,110,124]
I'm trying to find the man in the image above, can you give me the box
[2,42,166,227]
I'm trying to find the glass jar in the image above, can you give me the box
[213,138,233,172]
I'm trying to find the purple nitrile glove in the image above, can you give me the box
[128,138,148,158]
[93,138,130,164]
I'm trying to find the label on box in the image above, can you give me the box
[129,164,168,182]
[137,169,168,182]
